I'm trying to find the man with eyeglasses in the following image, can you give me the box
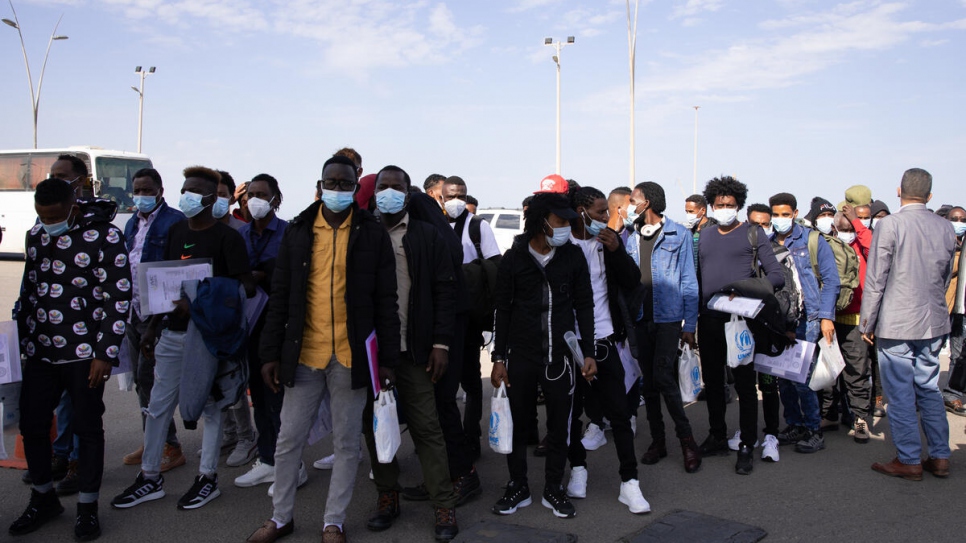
[246,155,400,543]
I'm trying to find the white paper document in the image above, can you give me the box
[138,260,213,317]
[754,341,816,384]
[708,294,765,319]
[0,321,22,385]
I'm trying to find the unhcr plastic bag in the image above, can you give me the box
[678,343,703,403]
[488,383,513,454]
[725,314,755,368]
[373,390,401,463]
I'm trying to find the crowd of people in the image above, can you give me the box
[9,147,965,542]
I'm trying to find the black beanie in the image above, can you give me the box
[806,197,836,224]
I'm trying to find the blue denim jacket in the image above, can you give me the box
[123,201,185,264]
[775,223,839,322]
[642,218,699,332]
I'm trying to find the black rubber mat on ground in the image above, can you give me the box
[457,520,578,542]
[622,510,767,543]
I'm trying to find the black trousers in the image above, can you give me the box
[21,359,105,494]
[248,314,284,465]
[436,314,473,479]
[460,323,484,450]
[506,357,574,489]
[698,313,759,447]
[568,339,638,482]
[638,320,693,440]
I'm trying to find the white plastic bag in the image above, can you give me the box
[725,313,755,368]
[488,383,513,454]
[678,343,702,403]
[373,390,401,463]
[809,336,847,391]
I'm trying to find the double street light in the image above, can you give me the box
[2,1,68,149]
[131,66,156,153]
[545,36,575,175]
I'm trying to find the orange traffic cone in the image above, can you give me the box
[0,417,57,471]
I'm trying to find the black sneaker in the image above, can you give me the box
[177,474,221,510]
[9,488,64,535]
[491,480,531,515]
[111,473,165,509]
[735,444,754,475]
[698,434,729,457]
[454,469,482,506]
[541,485,576,519]
[21,455,70,485]
[794,430,825,454]
[776,425,808,446]
[75,501,101,541]
[56,461,80,496]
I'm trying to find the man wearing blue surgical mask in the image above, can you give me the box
[214,171,247,230]
[941,206,966,416]
[121,168,186,475]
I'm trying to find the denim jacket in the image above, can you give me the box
[643,218,699,332]
[123,201,185,264]
[775,223,839,322]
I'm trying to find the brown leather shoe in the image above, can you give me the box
[923,457,950,478]
[680,436,702,474]
[160,444,186,473]
[639,440,667,465]
[871,458,922,481]
[123,446,144,466]
[246,519,294,543]
[322,525,346,543]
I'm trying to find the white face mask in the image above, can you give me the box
[859,219,871,229]
[815,216,834,235]
[761,226,774,237]
[712,207,737,226]
[837,231,856,244]
[247,196,274,220]
[444,198,466,219]
[684,213,699,228]
[871,218,882,229]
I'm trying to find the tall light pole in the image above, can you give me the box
[545,36,574,175]
[131,66,156,153]
[2,1,68,149]
[627,0,639,189]
[692,106,700,195]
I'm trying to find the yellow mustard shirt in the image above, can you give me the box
[300,208,353,369]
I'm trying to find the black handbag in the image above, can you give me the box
[949,350,966,392]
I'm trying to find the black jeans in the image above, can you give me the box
[126,313,178,446]
[21,359,105,494]
[638,320,692,440]
[460,323,484,450]
[436,314,473,479]
[568,339,638,482]
[698,313,759,447]
[820,322,872,420]
[506,357,574,489]
[248,314,283,465]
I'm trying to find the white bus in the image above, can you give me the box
[0,146,153,258]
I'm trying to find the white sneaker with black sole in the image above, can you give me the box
[177,474,221,510]
[267,462,308,497]
[111,473,165,509]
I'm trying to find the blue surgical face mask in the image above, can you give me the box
[321,189,355,213]
[624,209,639,229]
[859,219,872,229]
[212,196,230,219]
[42,215,73,237]
[545,221,571,247]
[375,188,407,215]
[773,217,793,234]
[953,221,966,237]
[179,191,210,218]
[133,195,159,214]
[761,226,774,237]
[583,211,606,237]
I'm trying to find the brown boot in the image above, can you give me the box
[923,457,950,478]
[680,436,702,473]
[639,440,667,465]
[123,446,144,466]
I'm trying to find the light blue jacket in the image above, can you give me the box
[632,218,699,333]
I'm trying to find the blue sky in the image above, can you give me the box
[2,0,964,220]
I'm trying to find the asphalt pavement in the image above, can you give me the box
[0,259,964,543]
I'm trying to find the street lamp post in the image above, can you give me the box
[2,1,68,149]
[627,0,639,189]
[131,66,156,153]
[692,106,700,195]
[544,36,575,175]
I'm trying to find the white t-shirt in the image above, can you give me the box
[570,235,614,340]
[453,212,501,264]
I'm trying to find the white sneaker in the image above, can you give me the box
[617,479,651,514]
[267,462,308,497]
[727,430,759,451]
[226,438,258,467]
[566,466,587,499]
[761,434,780,462]
[312,453,335,470]
[581,423,607,451]
[234,459,275,487]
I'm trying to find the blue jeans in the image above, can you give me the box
[878,337,950,465]
[141,330,224,478]
[53,392,80,461]
[779,319,821,431]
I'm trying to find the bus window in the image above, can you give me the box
[94,157,152,213]
[0,153,59,191]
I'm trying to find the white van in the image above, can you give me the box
[476,208,524,254]
[0,146,152,257]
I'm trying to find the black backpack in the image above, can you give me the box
[749,226,803,332]
[460,216,499,331]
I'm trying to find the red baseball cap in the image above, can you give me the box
[534,174,568,194]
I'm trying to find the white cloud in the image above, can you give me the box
[506,0,564,13]
[671,0,724,19]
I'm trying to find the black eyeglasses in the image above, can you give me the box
[950,217,966,223]
[319,178,356,191]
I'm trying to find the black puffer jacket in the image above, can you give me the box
[260,202,400,390]
[18,199,131,366]
[492,236,595,366]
